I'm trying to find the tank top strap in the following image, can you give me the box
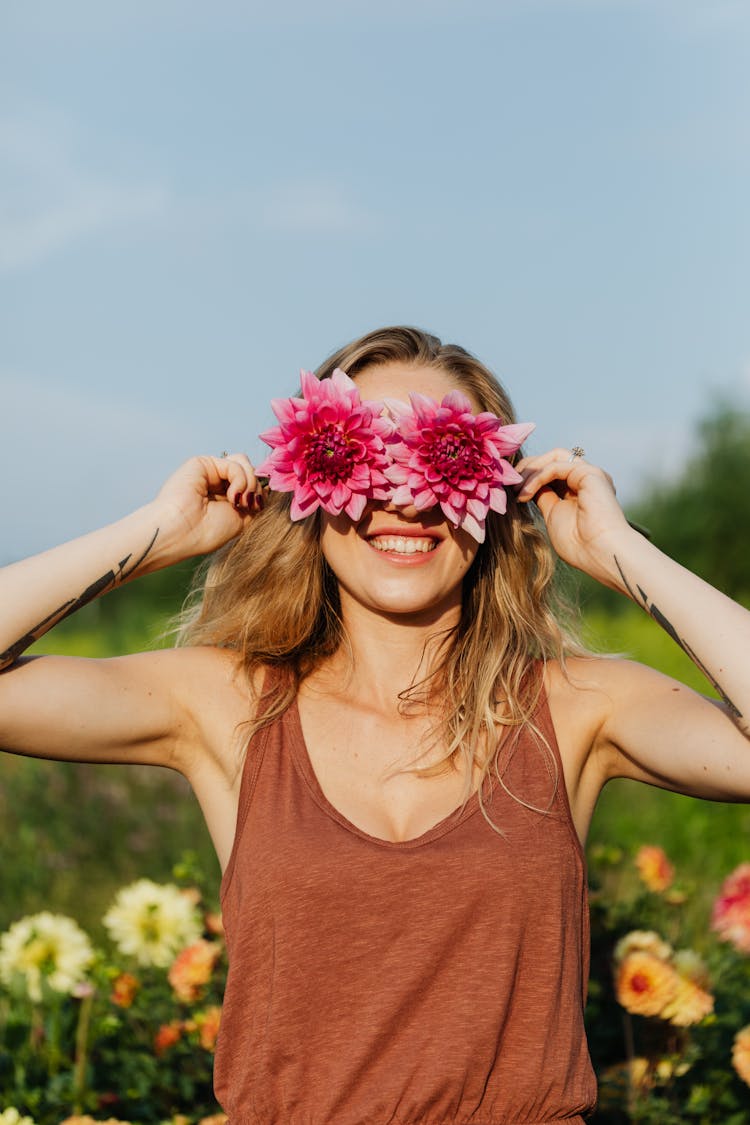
[220,663,285,903]
[530,661,586,863]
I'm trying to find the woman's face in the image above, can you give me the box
[319,362,481,624]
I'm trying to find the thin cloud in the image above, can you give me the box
[0,110,169,273]
[257,180,379,236]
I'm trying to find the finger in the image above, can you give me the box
[205,455,256,509]
[517,457,589,503]
[219,453,264,510]
[531,484,563,523]
[516,448,576,475]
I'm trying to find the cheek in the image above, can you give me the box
[319,514,357,571]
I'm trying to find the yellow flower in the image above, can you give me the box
[0,912,94,1003]
[103,880,202,968]
[168,939,221,1002]
[635,845,674,893]
[613,930,673,965]
[732,1025,750,1087]
[616,951,680,1018]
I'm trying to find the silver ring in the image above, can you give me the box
[568,446,585,462]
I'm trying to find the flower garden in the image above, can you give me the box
[2,841,750,1124]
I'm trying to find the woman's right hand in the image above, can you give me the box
[155,453,266,560]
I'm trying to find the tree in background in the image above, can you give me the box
[633,403,750,603]
[579,403,750,614]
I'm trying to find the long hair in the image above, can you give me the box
[177,326,586,823]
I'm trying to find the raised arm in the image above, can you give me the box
[518,450,750,801]
[0,455,262,771]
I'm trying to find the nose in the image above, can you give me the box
[380,495,421,519]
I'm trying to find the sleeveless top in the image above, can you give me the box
[215,674,597,1124]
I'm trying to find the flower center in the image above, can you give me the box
[306,424,354,478]
[428,430,483,478]
[631,972,650,994]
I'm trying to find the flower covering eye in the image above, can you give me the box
[257,373,534,541]
[384,391,534,543]
[256,368,394,521]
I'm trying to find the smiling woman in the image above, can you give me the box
[2,325,750,1124]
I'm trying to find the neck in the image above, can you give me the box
[312,594,462,711]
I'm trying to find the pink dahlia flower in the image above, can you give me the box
[712,863,750,953]
[257,368,394,521]
[384,391,534,543]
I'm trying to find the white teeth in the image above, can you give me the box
[369,536,437,554]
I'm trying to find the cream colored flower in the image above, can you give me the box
[613,930,673,965]
[0,913,94,1003]
[615,951,680,1018]
[0,1109,36,1125]
[103,880,202,968]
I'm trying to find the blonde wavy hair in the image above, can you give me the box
[178,326,586,822]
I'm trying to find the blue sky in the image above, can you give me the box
[2,0,748,559]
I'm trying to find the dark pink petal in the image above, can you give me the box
[413,486,438,508]
[290,489,321,521]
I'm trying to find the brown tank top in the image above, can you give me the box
[215,673,597,1124]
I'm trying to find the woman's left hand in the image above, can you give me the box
[516,449,632,583]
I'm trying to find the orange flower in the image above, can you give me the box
[635,846,674,893]
[205,912,225,937]
[732,1025,750,1087]
[110,971,139,1009]
[712,863,750,953]
[154,1020,183,1056]
[60,1119,133,1125]
[616,951,680,1018]
[168,939,221,1003]
[194,1004,222,1051]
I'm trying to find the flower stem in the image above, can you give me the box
[73,992,94,1113]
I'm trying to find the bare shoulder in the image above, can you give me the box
[151,646,262,781]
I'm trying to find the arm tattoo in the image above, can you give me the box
[614,554,743,721]
[0,528,159,668]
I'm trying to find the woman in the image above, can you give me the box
[2,325,750,1124]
